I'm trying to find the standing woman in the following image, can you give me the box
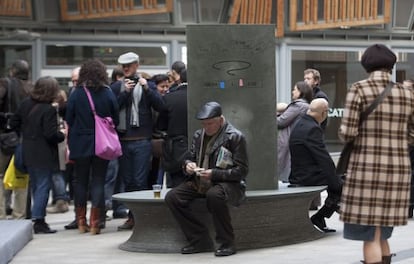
[339,44,414,264]
[66,59,119,235]
[277,81,313,183]
[10,76,65,234]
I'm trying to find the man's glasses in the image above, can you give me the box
[122,63,134,69]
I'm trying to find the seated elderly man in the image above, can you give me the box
[289,98,342,233]
[165,101,248,257]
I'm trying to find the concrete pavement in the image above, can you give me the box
[9,192,414,264]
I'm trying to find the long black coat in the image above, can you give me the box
[157,83,187,138]
[11,98,65,170]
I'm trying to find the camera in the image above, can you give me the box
[128,76,139,86]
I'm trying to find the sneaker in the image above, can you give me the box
[33,220,57,234]
[117,218,134,231]
[47,200,69,214]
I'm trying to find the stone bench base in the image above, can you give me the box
[112,185,326,253]
[0,220,33,264]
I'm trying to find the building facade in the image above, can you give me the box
[0,0,413,151]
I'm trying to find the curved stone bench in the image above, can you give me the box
[112,185,326,253]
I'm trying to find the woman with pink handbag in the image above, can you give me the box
[66,59,120,235]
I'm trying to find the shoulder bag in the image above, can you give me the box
[336,81,394,178]
[0,78,19,155]
[84,86,122,160]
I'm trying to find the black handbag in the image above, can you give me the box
[0,78,19,155]
[0,131,19,155]
[336,82,394,178]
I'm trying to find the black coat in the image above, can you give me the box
[289,114,337,188]
[10,98,65,170]
[66,86,119,159]
[157,83,187,137]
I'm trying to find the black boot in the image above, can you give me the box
[33,219,57,234]
[310,206,336,233]
[382,253,396,264]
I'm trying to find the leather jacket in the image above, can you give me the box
[185,121,248,206]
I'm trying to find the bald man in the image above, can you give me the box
[288,98,342,233]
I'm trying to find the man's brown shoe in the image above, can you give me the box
[117,218,134,231]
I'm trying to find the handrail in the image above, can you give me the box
[60,0,173,21]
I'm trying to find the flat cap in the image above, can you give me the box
[196,102,222,120]
[361,44,396,73]
[118,52,139,64]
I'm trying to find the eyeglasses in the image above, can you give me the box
[121,63,134,69]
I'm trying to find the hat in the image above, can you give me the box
[118,52,139,64]
[361,44,396,73]
[196,102,222,120]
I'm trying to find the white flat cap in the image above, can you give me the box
[118,52,139,64]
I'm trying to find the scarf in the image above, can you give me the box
[130,83,142,127]
[195,127,222,194]
[118,81,142,132]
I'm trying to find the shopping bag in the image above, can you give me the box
[3,155,29,190]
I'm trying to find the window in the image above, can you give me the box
[394,51,414,82]
[291,49,366,152]
[393,0,414,28]
[178,0,225,23]
[45,44,169,67]
[0,45,32,78]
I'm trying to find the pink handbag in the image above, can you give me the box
[84,87,122,160]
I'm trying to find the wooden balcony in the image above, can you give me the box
[229,0,392,37]
[290,0,391,31]
[60,0,173,21]
[0,0,31,17]
[229,0,285,37]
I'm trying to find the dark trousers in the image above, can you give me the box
[165,181,234,247]
[73,156,108,209]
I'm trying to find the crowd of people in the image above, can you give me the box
[0,43,413,263]
[0,53,190,235]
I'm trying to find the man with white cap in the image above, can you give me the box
[112,52,164,230]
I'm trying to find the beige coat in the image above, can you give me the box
[339,71,414,226]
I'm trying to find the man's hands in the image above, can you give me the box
[186,162,212,179]
[125,77,148,92]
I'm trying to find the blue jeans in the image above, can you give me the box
[51,171,69,202]
[28,167,53,219]
[104,159,118,210]
[74,156,108,208]
[118,139,152,192]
